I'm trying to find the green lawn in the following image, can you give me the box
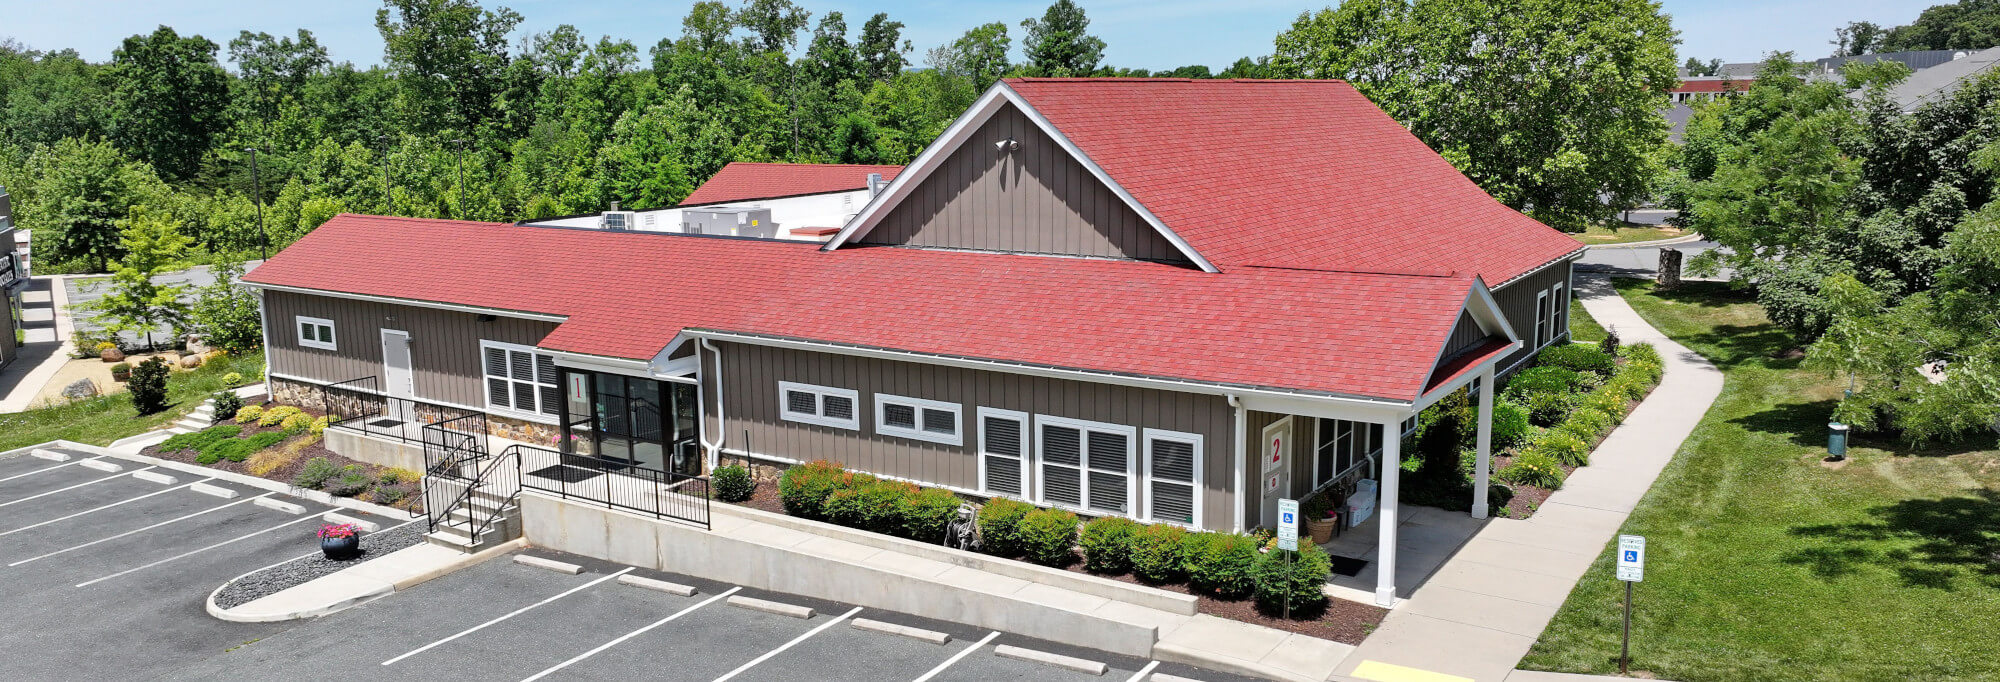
[0,351,265,453]
[1568,297,1607,344]
[1571,223,1689,245]
[1520,280,2000,681]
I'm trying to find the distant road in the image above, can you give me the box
[1575,240,1727,279]
[64,261,262,346]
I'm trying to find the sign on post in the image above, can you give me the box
[1617,534,1646,582]
[1277,498,1299,552]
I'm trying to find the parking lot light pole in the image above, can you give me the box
[245,147,268,261]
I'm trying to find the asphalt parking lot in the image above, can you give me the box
[0,447,1254,681]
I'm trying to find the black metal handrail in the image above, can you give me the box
[421,413,499,535]
[424,446,521,538]
[318,376,383,429]
[517,447,710,530]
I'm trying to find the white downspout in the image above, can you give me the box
[1473,366,1494,519]
[1229,394,1246,534]
[698,338,726,469]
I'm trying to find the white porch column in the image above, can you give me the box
[1375,417,1401,607]
[1472,366,1494,519]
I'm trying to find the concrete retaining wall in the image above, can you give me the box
[323,429,424,472]
[521,493,1160,657]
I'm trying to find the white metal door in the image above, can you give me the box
[1260,417,1292,529]
[380,329,413,400]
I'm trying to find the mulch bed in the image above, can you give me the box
[1061,562,1388,644]
[142,417,423,513]
[733,479,787,514]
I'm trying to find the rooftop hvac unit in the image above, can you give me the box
[681,206,777,239]
[601,211,635,230]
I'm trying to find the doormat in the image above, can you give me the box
[367,419,405,429]
[1330,555,1369,577]
[525,465,603,483]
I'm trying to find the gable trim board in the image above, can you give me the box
[1418,276,1518,395]
[825,82,1220,273]
[247,281,567,323]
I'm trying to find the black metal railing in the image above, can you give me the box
[421,413,499,534]
[517,446,710,529]
[423,446,521,537]
[319,376,486,446]
[318,376,383,428]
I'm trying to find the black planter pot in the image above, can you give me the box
[320,534,361,560]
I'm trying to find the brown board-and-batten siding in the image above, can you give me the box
[860,102,1190,264]
[1489,259,1574,373]
[263,289,557,410]
[711,340,1236,530]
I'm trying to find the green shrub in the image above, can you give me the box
[1618,342,1661,367]
[1079,517,1141,574]
[1183,532,1260,599]
[1499,450,1565,489]
[211,391,244,426]
[777,460,850,520]
[1604,373,1650,402]
[234,405,263,423]
[1554,418,1600,445]
[1566,408,1614,436]
[372,486,408,505]
[310,416,333,434]
[1490,399,1532,449]
[1581,390,1630,422]
[825,480,913,535]
[1522,391,1575,427]
[712,464,755,502]
[280,413,314,433]
[1252,543,1332,616]
[258,405,303,427]
[293,457,340,489]
[221,372,244,386]
[1505,366,1589,400]
[1531,429,1591,467]
[326,465,374,497]
[976,498,1034,557]
[128,357,170,415]
[1130,523,1189,584]
[1017,508,1080,567]
[899,487,962,543]
[1538,344,1616,377]
[159,424,241,453]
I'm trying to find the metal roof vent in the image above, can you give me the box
[601,201,635,231]
[866,173,886,197]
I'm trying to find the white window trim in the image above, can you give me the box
[1034,414,1139,517]
[296,316,336,351]
[977,407,1031,499]
[1534,290,1551,349]
[479,340,559,422]
[1142,428,1204,529]
[1553,282,1568,342]
[777,381,860,430]
[874,393,964,446]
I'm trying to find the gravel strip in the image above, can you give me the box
[213,523,426,609]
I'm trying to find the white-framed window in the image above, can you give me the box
[1142,429,1203,527]
[1035,415,1137,515]
[480,340,559,419]
[1534,290,1552,348]
[296,316,336,351]
[875,393,963,446]
[977,407,1030,498]
[1553,282,1568,341]
[777,381,859,430]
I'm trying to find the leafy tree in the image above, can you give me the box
[1020,0,1106,77]
[188,259,262,353]
[736,0,811,55]
[941,23,1012,93]
[375,0,523,135]
[857,13,910,82]
[1682,57,1724,77]
[1218,56,1274,79]
[1882,0,2000,52]
[128,356,170,414]
[1273,0,1681,229]
[105,26,231,182]
[19,137,166,272]
[86,206,193,350]
[0,47,111,148]
[229,29,331,121]
[1833,21,1886,57]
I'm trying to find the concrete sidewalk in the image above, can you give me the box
[1332,274,1724,682]
[209,539,524,622]
[1,276,74,413]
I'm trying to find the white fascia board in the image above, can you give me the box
[1411,339,1522,413]
[1415,276,1516,402]
[241,281,567,323]
[686,329,1411,419]
[824,81,1221,273]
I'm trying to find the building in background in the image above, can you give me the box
[0,186,25,370]
[523,162,902,243]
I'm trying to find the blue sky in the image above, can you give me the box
[1,0,1946,72]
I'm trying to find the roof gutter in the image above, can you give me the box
[239,281,567,323]
[1490,246,1588,291]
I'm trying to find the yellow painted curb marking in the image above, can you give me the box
[1352,660,1476,682]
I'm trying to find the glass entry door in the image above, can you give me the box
[560,370,702,477]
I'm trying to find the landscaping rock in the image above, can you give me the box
[185,335,211,355]
[61,379,99,399]
[99,347,125,362]
[180,354,204,369]
[212,523,424,610]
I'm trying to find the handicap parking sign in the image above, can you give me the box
[1283,512,1295,524]
[1624,550,1638,562]
[1617,535,1645,582]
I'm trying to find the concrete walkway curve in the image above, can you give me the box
[1331,273,1725,682]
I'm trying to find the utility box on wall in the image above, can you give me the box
[682,207,777,239]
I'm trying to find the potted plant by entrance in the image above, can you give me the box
[1304,495,1339,544]
[318,523,362,560]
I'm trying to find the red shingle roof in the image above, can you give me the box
[681,162,903,206]
[1001,78,1583,284]
[246,215,1481,401]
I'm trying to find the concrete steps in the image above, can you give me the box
[421,476,524,553]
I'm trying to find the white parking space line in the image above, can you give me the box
[0,467,156,508]
[912,631,1001,682]
[0,478,215,537]
[713,606,864,682]
[0,456,105,484]
[382,567,636,666]
[519,586,743,682]
[76,514,325,587]
[1124,661,1160,682]
[7,492,272,567]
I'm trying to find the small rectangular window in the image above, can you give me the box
[296,316,336,351]
[480,340,559,418]
[1553,283,1568,342]
[978,407,1030,498]
[1143,429,1203,527]
[777,381,859,430]
[1534,290,1551,348]
[1036,416,1136,516]
[874,394,962,446]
